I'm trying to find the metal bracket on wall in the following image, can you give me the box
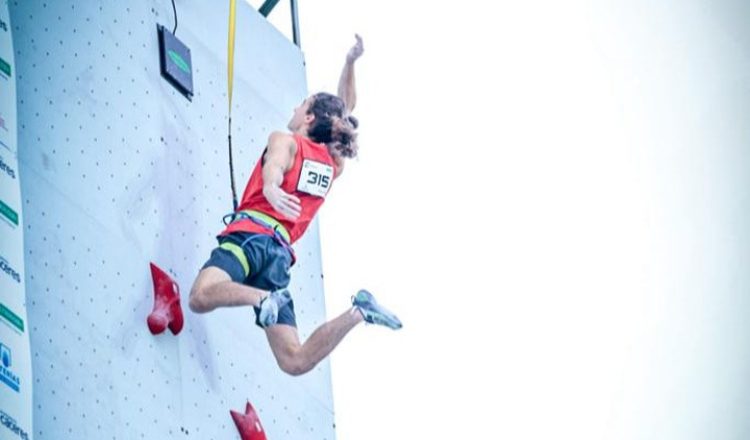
[258,0,300,47]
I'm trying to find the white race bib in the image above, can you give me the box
[297,159,334,197]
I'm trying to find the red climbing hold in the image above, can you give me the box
[230,401,268,440]
[147,262,184,335]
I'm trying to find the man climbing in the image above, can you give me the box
[188,35,402,376]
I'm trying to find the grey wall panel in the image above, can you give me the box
[11,1,335,439]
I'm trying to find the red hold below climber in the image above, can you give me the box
[147,262,184,335]
[231,401,268,440]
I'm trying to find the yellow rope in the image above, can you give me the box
[228,0,236,113]
[227,0,238,210]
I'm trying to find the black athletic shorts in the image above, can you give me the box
[201,231,296,327]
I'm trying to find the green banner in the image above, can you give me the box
[0,199,18,226]
[0,57,9,77]
[0,303,23,333]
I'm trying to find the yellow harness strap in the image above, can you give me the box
[219,241,250,278]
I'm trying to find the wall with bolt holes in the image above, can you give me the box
[10,1,337,439]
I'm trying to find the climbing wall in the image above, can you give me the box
[10,1,336,439]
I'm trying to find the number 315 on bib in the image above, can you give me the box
[297,159,334,197]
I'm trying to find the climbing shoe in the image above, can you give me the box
[258,289,292,328]
[352,289,402,330]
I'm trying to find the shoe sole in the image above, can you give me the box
[355,297,402,330]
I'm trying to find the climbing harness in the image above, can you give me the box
[223,209,296,263]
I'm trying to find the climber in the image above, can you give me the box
[188,35,402,376]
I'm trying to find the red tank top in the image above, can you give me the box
[220,134,337,244]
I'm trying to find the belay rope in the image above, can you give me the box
[227,0,239,212]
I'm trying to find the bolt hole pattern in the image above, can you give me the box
[12,1,333,438]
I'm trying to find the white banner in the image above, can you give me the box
[0,1,33,439]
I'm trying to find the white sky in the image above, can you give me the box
[264,1,750,439]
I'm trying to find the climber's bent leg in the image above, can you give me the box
[264,308,363,376]
[189,266,267,313]
[191,232,291,316]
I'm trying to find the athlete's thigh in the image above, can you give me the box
[190,266,233,295]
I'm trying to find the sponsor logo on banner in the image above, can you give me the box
[0,154,15,179]
[0,57,10,77]
[0,410,29,440]
[0,18,6,32]
[0,199,18,226]
[0,303,24,333]
[0,255,20,283]
[0,342,19,392]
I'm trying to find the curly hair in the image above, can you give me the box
[306,92,359,158]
